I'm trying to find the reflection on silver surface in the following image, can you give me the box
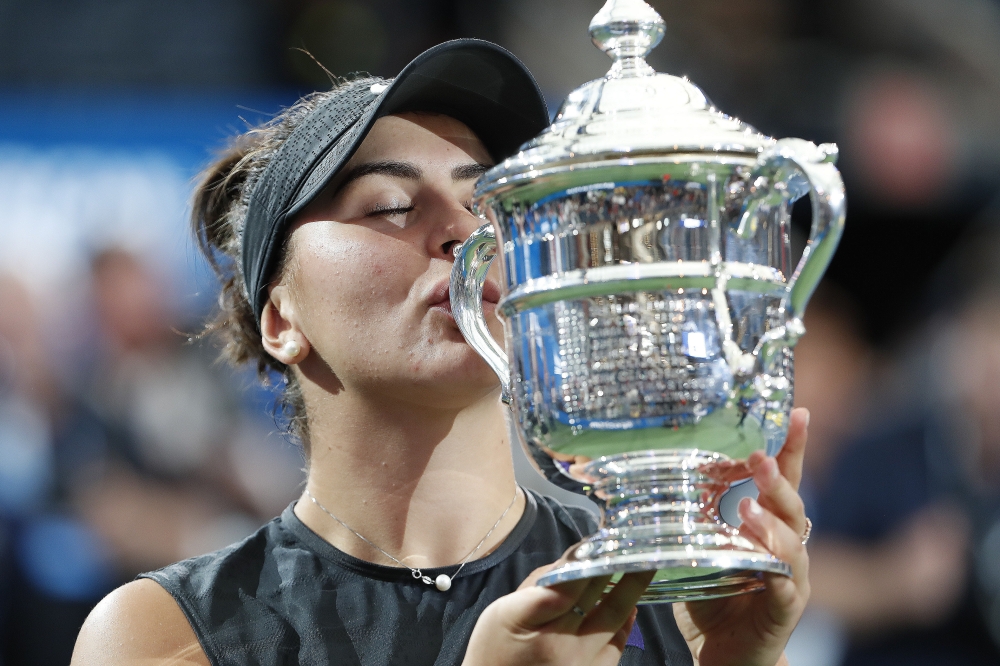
[451,0,845,603]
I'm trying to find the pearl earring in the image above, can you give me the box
[283,340,301,359]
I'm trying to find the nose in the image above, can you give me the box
[442,238,462,258]
[427,202,483,262]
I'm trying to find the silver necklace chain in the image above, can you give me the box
[304,486,520,591]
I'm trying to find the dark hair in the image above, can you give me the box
[191,76,383,455]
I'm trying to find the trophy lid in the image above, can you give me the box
[480,0,775,193]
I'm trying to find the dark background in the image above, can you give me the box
[4,0,999,344]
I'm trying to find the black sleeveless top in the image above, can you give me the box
[140,489,693,666]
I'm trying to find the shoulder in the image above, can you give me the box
[144,518,275,603]
[72,514,289,666]
[72,578,210,666]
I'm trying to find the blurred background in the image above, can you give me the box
[1,0,1000,664]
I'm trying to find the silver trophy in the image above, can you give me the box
[451,0,845,603]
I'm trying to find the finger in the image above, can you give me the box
[738,497,810,604]
[608,608,638,652]
[738,497,805,564]
[748,452,807,538]
[578,570,655,635]
[776,407,809,491]
[512,549,609,629]
[507,577,594,628]
[545,575,613,632]
[575,575,613,615]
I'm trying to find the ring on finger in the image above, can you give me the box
[801,517,813,545]
[570,604,587,617]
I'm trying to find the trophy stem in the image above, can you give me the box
[537,449,792,603]
[594,449,731,533]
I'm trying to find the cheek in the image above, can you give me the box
[291,228,423,348]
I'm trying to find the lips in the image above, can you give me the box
[480,280,502,306]
[428,278,501,315]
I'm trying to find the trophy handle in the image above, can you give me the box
[742,138,847,321]
[450,222,511,404]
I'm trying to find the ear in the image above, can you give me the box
[260,284,311,365]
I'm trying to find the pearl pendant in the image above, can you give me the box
[435,574,452,591]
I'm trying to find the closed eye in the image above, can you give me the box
[364,202,415,218]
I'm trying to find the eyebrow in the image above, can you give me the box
[451,163,491,180]
[337,160,421,190]
[335,160,491,193]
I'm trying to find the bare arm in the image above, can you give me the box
[71,579,210,666]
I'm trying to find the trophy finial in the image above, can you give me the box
[589,0,665,77]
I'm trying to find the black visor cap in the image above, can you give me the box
[242,39,550,326]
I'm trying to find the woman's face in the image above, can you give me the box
[272,112,503,407]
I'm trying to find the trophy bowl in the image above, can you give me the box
[451,0,845,603]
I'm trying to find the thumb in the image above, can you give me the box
[495,578,592,629]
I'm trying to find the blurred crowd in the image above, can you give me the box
[2,0,1000,665]
[789,218,1000,666]
[0,250,304,665]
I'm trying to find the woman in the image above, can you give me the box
[72,40,811,666]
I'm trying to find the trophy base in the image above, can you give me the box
[536,449,793,603]
[536,548,790,603]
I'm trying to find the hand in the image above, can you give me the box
[462,563,655,666]
[673,407,812,666]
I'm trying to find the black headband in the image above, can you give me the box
[241,39,550,326]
